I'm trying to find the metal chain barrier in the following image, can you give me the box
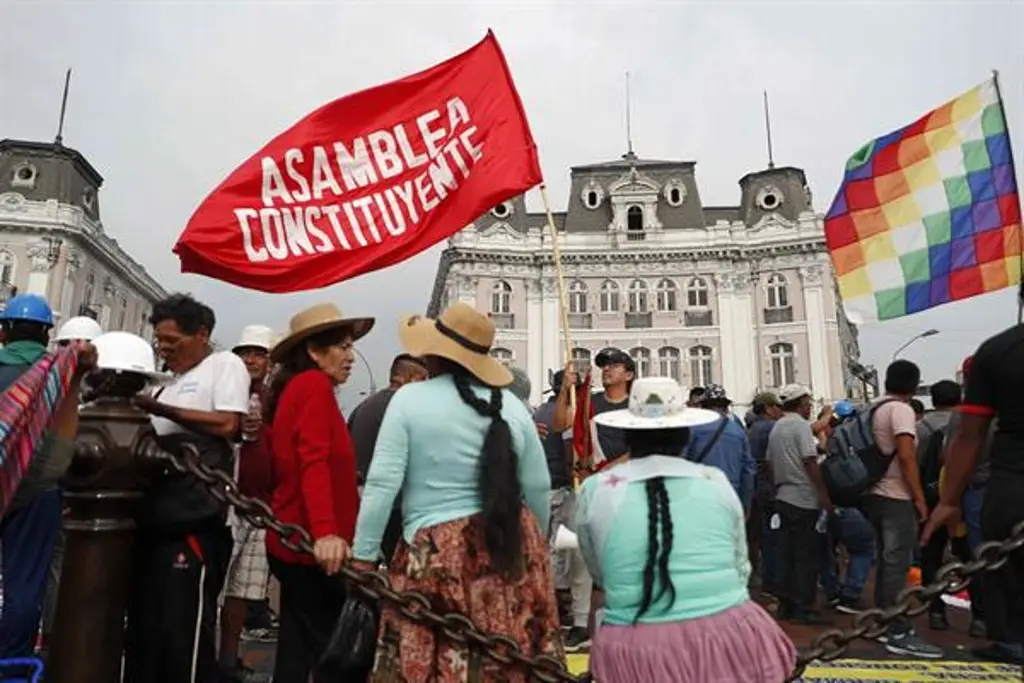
[148,440,1024,683]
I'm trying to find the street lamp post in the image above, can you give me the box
[891,328,940,361]
[354,347,377,394]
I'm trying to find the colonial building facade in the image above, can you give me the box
[0,139,167,339]
[427,152,862,408]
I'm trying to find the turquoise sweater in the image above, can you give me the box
[353,375,551,561]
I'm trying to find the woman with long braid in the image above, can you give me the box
[351,303,563,681]
[576,377,796,682]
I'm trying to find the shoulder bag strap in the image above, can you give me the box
[694,417,730,464]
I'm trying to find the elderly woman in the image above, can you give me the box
[351,303,563,681]
[576,377,796,682]
[263,303,374,683]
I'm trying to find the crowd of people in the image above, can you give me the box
[0,286,1022,682]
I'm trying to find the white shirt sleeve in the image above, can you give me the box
[212,352,251,414]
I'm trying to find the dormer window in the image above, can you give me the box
[11,163,37,190]
[663,178,687,207]
[491,202,512,219]
[626,205,644,240]
[586,190,599,208]
[580,179,604,210]
[756,185,784,211]
[82,187,96,210]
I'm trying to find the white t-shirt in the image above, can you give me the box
[150,351,250,436]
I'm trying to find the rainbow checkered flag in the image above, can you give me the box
[826,77,1022,323]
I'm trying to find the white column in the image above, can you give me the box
[731,275,759,404]
[801,264,832,398]
[25,240,53,298]
[540,277,560,382]
[526,279,544,405]
[714,273,740,398]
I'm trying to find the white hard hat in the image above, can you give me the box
[55,316,103,342]
[92,331,169,383]
[233,325,275,353]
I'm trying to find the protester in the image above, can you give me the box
[861,360,941,658]
[125,294,251,683]
[925,311,1024,664]
[509,365,533,409]
[577,377,795,682]
[348,353,427,561]
[264,303,373,683]
[746,392,782,594]
[0,294,94,659]
[219,324,277,681]
[687,386,705,408]
[351,303,562,682]
[766,383,832,625]
[684,384,755,512]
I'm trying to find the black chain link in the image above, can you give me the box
[145,440,1024,683]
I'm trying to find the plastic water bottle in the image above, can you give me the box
[241,393,262,442]
[815,509,829,534]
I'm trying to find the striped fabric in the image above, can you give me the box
[0,347,79,519]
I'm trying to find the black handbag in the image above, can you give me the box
[315,595,380,678]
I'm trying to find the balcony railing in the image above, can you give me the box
[684,309,713,327]
[567,313,592,329]
[764,306,794,324]
[625,229,646,242]
[625,311,652,329]
[489,312,514,330]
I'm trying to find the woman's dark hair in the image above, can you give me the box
[624,427,689,623]
[432,356,524,579]
[264,326,352,423]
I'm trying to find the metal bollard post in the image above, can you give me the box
[46,386,164,683]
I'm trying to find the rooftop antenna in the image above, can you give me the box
[624,71,635,159]
[763,89,775,169]
[55,68,72,147]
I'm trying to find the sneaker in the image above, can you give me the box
[928,611,949,631]
[833,597,864,615]
[969,619,987,639]
[972,643,1024,665]
[563,627,591,653]
[240,627,277,643]
[884,631,943,659]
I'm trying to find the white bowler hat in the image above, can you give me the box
[233,325,276,353]
[593,376,720,431]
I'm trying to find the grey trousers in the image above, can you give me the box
[860,495,917,635]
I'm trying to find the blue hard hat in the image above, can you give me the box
[833,400,856,419]
[2,294,54,326]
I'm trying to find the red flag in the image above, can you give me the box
[174,31,541,293]
[572,371,595,479]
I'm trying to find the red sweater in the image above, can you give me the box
[267,369,360,565]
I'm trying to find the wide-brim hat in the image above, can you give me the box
[270,303,374,363]
[399,302,512,388]
[593,376,721,431]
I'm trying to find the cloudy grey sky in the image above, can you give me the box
[3,1,1023,409]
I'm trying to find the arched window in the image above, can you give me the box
[769,342,796,387]
[766,273,789,309]
[689,345,713,387]
[571,347,591,373]
[655,279,677,312]
[629,347,651,378]
[490,280,511,314]
[117,297,127,329]
[627,205,644,234]
[687,277,709,308]
[599,280,620,312]
[658,346,681,382]
[627,279,648,313]
[490,347,514,367]
[568,280,588,314]
[0,249,15,286]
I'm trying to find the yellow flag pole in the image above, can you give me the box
[538,184,576,420]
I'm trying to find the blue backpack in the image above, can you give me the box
[821,399,898,507]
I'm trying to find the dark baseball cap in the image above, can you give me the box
[595,348,636,373]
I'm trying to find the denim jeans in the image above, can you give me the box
[820,507,875,602]
[861,495,918,635]
[962,487,985,554]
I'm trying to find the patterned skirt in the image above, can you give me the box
[369,507,566,682]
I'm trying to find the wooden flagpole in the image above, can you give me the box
[991,69,1024,324]
[538,184,576,419]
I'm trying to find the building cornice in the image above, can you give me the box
[0,192,168,302]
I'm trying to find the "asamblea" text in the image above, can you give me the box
[235,97,483,262]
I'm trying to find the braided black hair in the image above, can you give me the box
[450,368,524,579]
[626,428,688,623]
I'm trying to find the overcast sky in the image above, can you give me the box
[3,1,1023,409]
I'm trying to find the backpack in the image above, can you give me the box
[821,399,898,507]
[920,423,948,508]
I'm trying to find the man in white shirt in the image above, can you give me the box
[125,294,251,683]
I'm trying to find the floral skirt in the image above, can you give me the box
[370,507,566,682]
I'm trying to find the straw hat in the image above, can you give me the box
[593,377,720,430]
[270,303,374,363]
[399,303,512,387]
